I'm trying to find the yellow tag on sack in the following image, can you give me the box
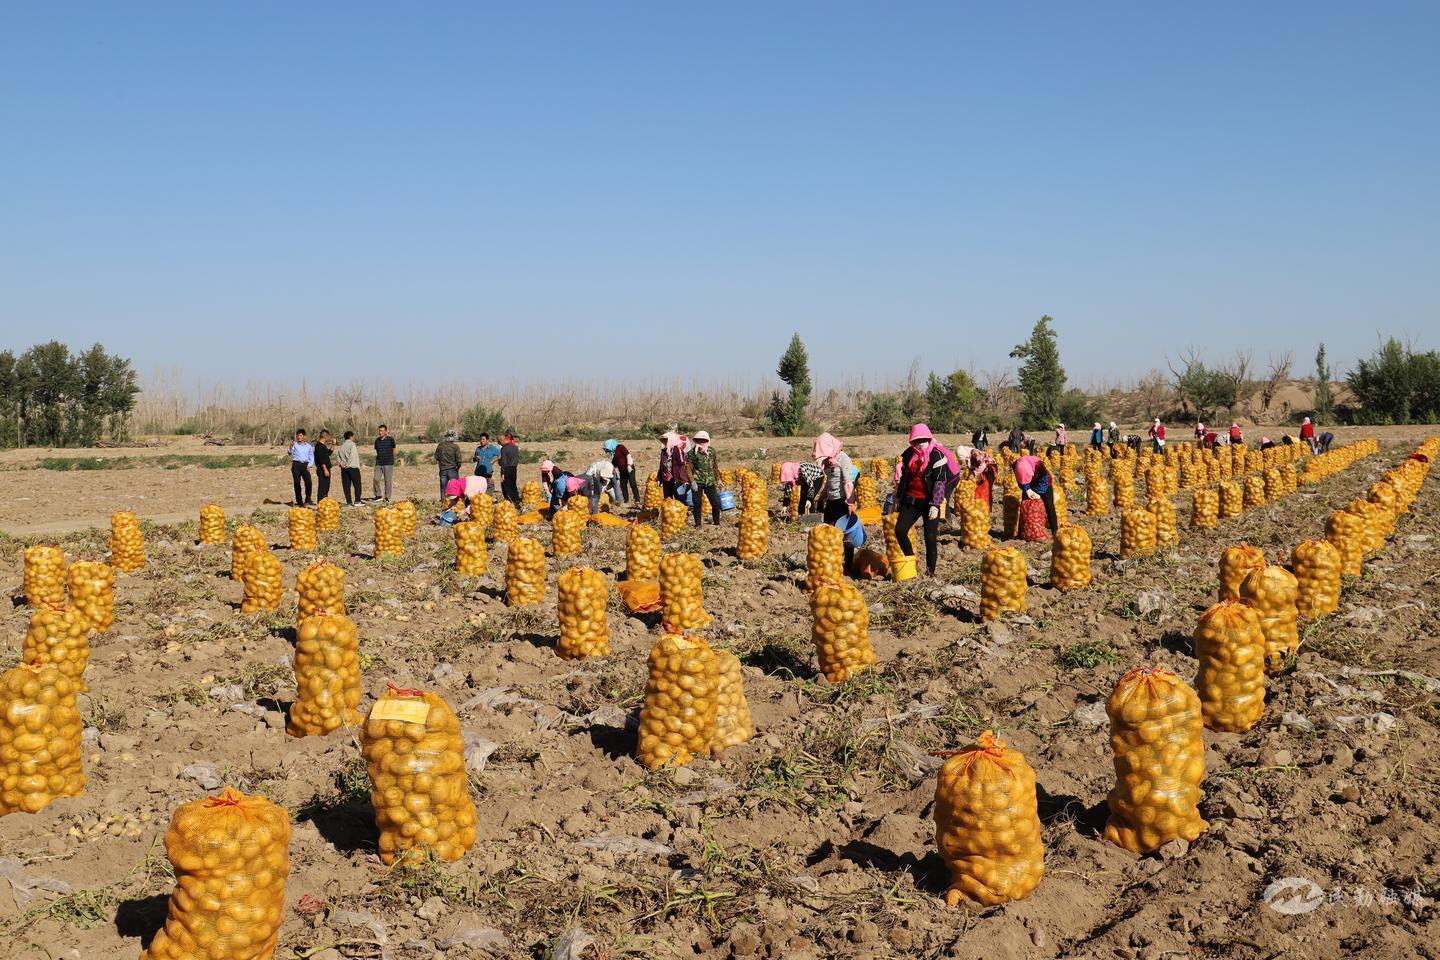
[370,698,431,725]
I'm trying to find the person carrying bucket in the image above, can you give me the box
[891,423,959,578]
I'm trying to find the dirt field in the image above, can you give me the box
[1,426,1437,960]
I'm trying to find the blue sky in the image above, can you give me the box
[1,2,1436,393]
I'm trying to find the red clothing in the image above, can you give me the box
[1229,426,1242,441]
[903,455,928,500]
[1300,423,1315,440]
[1149,424,1166,440]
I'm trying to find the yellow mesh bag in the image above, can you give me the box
[637,633,718,769]
[287,614,362,738]
[23,545,66,609]
[0,662,85,816]
[231,524,267,581]
[810,580,875,683]
[1194,600,1266,732]
[505,537,546,606]
[361,685,478,864]
[711,649,754,753]
[934,731,1044,906]
[454,521,488,576]
[199,503,227,544]
[140,788,290,960]
[296,559,345,619]
[659,552,709,631]
[110,511,145,572]
[1102,667,1207,854]
[22,608,89,693]
[626,523,661,581]
[67,560,115,633]
[557,568,610,659]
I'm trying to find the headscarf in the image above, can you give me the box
[603,439,619,453]
[540,459,556,478]
[1013,454,1041,486]
[813,432,843,465]
[779,461,801,485]
[445,478,466,499]
[661,432,679,451]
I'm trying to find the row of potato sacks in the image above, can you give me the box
[936,437,1436,908]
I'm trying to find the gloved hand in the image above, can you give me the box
[1025,490,1040,500]
[927,506,939,521]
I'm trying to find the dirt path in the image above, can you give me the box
[0,427,1435,959]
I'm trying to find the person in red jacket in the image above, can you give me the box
[1299,417,1316,453]
[1229,423,1243,445]
[1147,418,1167,452]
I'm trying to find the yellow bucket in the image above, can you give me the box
[892,554,917,582]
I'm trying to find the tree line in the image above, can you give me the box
[765,322,1438,436]
[0,341,141,447]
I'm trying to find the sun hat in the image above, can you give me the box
[694,431,711,442]
[908,423,933,443]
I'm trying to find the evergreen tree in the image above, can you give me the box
[768,333,812,436]
[1313,343,1333,424]
[1009,316,1067,429]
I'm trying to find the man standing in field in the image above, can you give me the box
[314,429,334,503]
[373,424,397,502]
[434,430,462,502]
[289,429,315,506]
[499,432,521,506]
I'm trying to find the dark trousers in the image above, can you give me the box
[439,467,459,503]
[291,462,312,505]
[341,467,362,504]
[1033,487,1059,534]
[692,484,721,525]
[662,479,679,501]
[618,468,640,503]
[798,476,819,514]
[823,500,855,570]
[895,495,939,575]
[316,468,331,502]
[501,466,520,506]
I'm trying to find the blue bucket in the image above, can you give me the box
[718,490,737,510]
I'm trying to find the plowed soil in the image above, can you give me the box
[0,426,1436,960]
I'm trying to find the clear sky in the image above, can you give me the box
[1,2,1436,393]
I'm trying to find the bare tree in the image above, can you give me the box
[1261,350,1294,409]
[1217,350,1253,408]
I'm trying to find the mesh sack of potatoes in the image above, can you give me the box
[288,507,318,550]
[231,525,268,581]
[0,662,85,816]
[297,559,346,619]
[287,613,363,738]
[806,523,845,592]
[660,498,688,540]
[67,560,115,633]
[454,521,488,576]
[626,523,661,581]
[362,685,478,863]
[934,730,1044,906]
[636,633,718,769]
[374,507,404,557]
[199,503,227,544]
[1190,487,1218,529]
[1194,599,1266,733]
[1048,524,1092,591]
[1292,538,1341,618]
[23,607,89,693]
[505,537,546,606]
[491,500,519,543]
[521,480,545,512]
[980,547,1027,621]
[1119,509,1156,559]
[393,499,418,538]
[139,788,290,960]
[551,506,586,558]
[1148,496,1178,546]
[469,492,494,527]
[659,552,710,631]
[737,508,769,560]
[24,545,67,609]
[1325,508,1365,577]
[1101,666,1207,854]
[958,497,992,549]
[557,567,610,659]
[1218,542,1265,601]
[1085,473,1110,516]
[809,580,876,682]
[1240,563,1299,673]
[110,511,146,572]
[316,496,340,532]
[240,549,284,614]
[711,649,754,753]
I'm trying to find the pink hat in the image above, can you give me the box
[540,459,555,474]
[908,423,933,443]
[445,478,466,498]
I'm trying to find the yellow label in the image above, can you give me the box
[369,698,430,725]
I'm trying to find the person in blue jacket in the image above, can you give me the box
[471,433,502,489]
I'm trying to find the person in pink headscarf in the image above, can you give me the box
[658,430,690,500]
[891,423,958,576]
